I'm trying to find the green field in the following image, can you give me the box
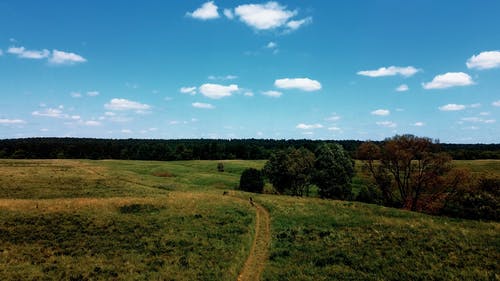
[0,159,499,280]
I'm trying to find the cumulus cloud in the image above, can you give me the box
[376,121,397,128]
[262,90,282,97]
[296,123,323,130]
[438,104,466,111]
[423,72,474,89]
[7,46,49,59]
[461,117,496,124]
[104,98,151,111]
[121,129,132,134]
[187,1,219,20]
[493,100,500,107]
[234,2,297,30]
[180,86,197,95]
[328,126,341,131]
[199,83,238,99]
[207,75,238,80]
[223,8,234,19]
[396,84,409,92]
[274,78,321,91]
[371,109,390,116]
[325,114,341,121]
[87,91,99,97]
[413,122,425,127]
[266,41,277,49]
[84,120,101,126]
[244,91,254,97]
[0,118,26,124]
[357,66,420,77]
[192,102,215,109]
[70,92,82,98]
[49,49,86,65]
[286,17,312,30]
[466,50,500,70]
[32,108,66,118]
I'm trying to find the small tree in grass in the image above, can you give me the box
[239,168,264,193]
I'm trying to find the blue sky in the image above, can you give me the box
[0,0,499,143]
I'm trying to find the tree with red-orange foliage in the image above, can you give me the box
[358,135,467,211]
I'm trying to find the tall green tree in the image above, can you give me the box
[313,143,355,200]
[263,147,315,196]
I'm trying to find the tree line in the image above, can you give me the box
[238,135,498,221]
[1,137,499,160]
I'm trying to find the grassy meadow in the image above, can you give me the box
[0,159,499,280]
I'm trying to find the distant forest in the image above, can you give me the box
[0,138,499,160]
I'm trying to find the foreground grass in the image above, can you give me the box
[0,159,498,280]
[256,195,499,281]
[0,160,256,280]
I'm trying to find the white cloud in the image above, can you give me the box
[180,86,197,95]
[234,2,297,30]
[87,91,99,97]
[7,46,49,59]
[328,126,341,131]
[438,104,466,111]
[104,98,151,111]
[70,92,82,98]
[466,50,500,70]
[192,102,215,109]
[371,109,390,116]
[274,78,321,91]
[469,103,481,108]
[325,114,341,121]
[396,84,409,92]
[479,112,490,116]
[104,111,116,116]
[413,122,425,127]
[266,41,277,49]
[244,91,254,97]
[423,72,474,89]
[223,8,234,19]
[376,121,397,128]
[49,50,86,65]
[461,117,496,124]
[199,83,238,99]
[207,75,238,80]
[187,1,219,20]
[286,17,312,30]
[0,118,26,124]
[357,66,420,77]
[71,115,81,120]
[32,108,66,118]
[121,129,132,134]
[84,120,101,126]
[262,90,282,97]
[0,49,3,56]
[296,123,323,130]
[492,100,500,107]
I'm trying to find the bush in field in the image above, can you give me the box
[239,168,264,193]
[356,185,383,204]
[312,143,355,200]
[263,147,315,196]
[217,162,224,172]
[442,178,499,221]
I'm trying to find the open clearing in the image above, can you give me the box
[0,159,499,280]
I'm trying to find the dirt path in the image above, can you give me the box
[237,198,271,281]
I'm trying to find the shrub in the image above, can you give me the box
[239,168,264,193]
[356,185,383,204]
[441,178,499,221]
[217,162,224,172]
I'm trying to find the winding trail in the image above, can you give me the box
[236,198,271,281]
